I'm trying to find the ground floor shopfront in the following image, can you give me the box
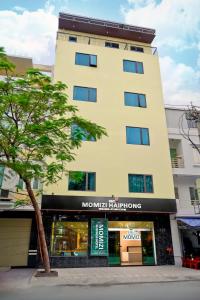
[42,195,176,268]
[0,211,37,268]
[178,218,200,258]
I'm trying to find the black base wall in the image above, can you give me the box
[41,211,174,268]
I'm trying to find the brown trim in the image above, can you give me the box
[59,13,155,43]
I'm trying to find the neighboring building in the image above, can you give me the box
[166,107,200,266]
[0,55,52,268]
[42,13,176,268]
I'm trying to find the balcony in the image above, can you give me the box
[171,156,184,168]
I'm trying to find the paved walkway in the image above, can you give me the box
[1,266,200,290]
[31,266,200,287]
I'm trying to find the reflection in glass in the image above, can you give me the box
[51,222,88,257]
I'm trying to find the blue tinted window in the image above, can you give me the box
[141,128,149,145]
[129,174,153,193]
[123,60,143,74]
[75,53,97,67]
[137,62,144,74]
[90,55,97,67]
[126,127,140,144]
[124,92,138,107]
[75,53,89,66]
[145,175,153,193]
[73,86,96,102]
[68,171,95,191]
[88,88,97,102]
[129,175,144,192]
[123,60,136,73]
[126,127,149,145]
[71,124,96,142]
[139,94,146,107]
[125,92,146,108]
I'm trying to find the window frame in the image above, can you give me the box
[75,52,97,67]
[105,42,119,49]
[128,174,154,193]
[126,126,150,145]
[69,36,77,42]
[71,124,96,142]
[124,92,147,108]
[123,59,144,74]
[68,171,96,191]
[130,46,144,53]
[73,86,97,102]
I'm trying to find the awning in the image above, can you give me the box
[177,218,200,227]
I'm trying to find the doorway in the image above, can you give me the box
[108,231,120,265]
[108,221,156,266]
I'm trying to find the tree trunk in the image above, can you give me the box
[24,179,51,273]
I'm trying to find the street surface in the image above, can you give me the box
[0,281,200,300]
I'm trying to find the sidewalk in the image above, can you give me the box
[32,266,200,287]
[1,266,200,290]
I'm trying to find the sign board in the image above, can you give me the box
[122,230,141,240]
[42,195,177,213]
[91,218,108,256]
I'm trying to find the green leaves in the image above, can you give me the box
[0,47,107,185]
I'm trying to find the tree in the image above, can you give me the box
[179,104,200,155]
[0,48,107,274]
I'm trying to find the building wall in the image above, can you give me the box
[44,31,175,200]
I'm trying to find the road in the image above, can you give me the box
[0,281,200,300]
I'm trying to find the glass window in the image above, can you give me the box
[90,55,97,67]
[129,174,153,193]
[73,86,97,102]
[139,94,146,107]
[141,128,149,145]
[123,60,144,74]
[0,166,5,188]
[124,92,146,108]
[71,124,96,142]
[68,171,96,191]
[32,178,39,190]
[105,42,119,48]
[75,53,97,67]
[126,127,150,145]
[130,46,144,53]
[75,53,89,66]
[137,62,144,74]
[51,221,88,257]
[69,36,77,42]
[189,187,199,200]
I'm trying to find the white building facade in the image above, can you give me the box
[165,107,200,265]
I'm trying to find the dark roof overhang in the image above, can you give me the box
[59,13,156,44]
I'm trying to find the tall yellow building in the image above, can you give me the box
[42,13,176,268]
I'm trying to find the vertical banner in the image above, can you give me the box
[91,218,108,256]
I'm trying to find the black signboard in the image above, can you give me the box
[42,195,176,213]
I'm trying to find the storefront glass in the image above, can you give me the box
[108,221,155,266]
[51,221,88,257]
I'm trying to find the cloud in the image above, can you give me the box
[160,56,200,105]
[123,0,200,51]
[0,6,57,65]
[122,0,200,105]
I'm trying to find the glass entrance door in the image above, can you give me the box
[108,231,120,265]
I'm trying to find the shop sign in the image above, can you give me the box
[42,195,177,213]
[82,199,142,211]
[91,218,108,256]
[122,230,141,240]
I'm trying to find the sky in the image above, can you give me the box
[0,0,200,106]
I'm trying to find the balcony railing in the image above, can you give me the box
[171,157,184,168]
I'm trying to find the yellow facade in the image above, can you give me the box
[45,29,175,200]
